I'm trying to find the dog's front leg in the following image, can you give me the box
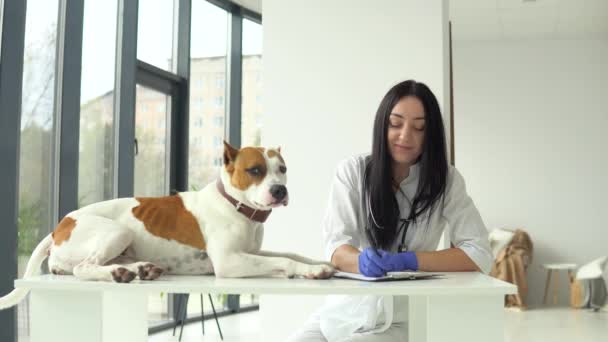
[256,250,334,268]
[211,252,334,279]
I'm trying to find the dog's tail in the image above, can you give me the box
[0,233,53,310]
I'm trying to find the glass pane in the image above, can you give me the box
[240,293,259,306]
[78,0,117,208]
[137,0,174,72]
[134,85,169,197]
[241,19,263,147]
[189,1,228,190]
[148,292,171,326]
[18,0,59,340]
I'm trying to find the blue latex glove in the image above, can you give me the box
[358,248,386,277]
[370,249,419,272]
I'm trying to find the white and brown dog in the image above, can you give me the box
[0,142,335,310]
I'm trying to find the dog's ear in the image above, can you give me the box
[277,146,282,153]
[223,141,239,167]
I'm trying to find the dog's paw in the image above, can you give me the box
[303,264,336,279]
[111,267,137,283]
[137,263,164,280]
[50,267,68,275]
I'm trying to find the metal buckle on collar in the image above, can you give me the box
[249,209,258,220]
[235,202,243,211]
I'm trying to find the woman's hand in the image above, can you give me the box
[358,248,419,276]
[373,249,419,272]
[358,248,386,277]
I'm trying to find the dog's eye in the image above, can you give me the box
[246,167,262,176]
[279,166,287,174]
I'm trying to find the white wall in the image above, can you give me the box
[260,0,450,340]
[453,38,608,306]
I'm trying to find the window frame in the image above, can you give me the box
[0,0,28,340]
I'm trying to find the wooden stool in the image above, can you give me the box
[542,263,577,305]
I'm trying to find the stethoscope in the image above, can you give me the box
[365,181,414,253]
[396,217,411,253]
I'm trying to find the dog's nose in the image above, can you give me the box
[270,185,287,201]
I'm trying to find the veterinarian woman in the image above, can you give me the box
[287,80,493,342]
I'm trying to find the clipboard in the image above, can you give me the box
[333,271,443,281]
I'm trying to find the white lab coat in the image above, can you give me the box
[317,154,493,341]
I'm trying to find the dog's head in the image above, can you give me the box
[221,141,288,210]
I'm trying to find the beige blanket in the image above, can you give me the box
[490,229,533,309]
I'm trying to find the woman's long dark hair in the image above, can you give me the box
[363,80,448,250]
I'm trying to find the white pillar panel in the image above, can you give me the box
[261,1,450,339]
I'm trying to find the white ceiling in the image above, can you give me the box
[233,0,608,41]
[450,0,608,41]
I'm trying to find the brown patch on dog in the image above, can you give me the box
[229,147,267,190]
[267,149,285,164]
[52,217,77,246]
[132,195,206,250]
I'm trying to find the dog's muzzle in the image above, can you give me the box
[269,184,289,206]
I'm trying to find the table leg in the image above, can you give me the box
[543,270,552,305]
[409,294,504,342]
[30,289,148,342]
[102,290,148,341]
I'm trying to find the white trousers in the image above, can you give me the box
[285,315,407,342]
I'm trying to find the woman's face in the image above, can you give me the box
[386,96,425,167]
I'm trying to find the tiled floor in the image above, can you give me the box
[148,306,608,342]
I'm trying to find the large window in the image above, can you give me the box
[78,0,118,207]
[2,1,261,339]
[18,0,59,340]
[188,0,228,190]
[241,18,263,147]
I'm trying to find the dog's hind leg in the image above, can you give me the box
[74,261,164,282]
[74,239,163,282]
[48,215,137,282]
